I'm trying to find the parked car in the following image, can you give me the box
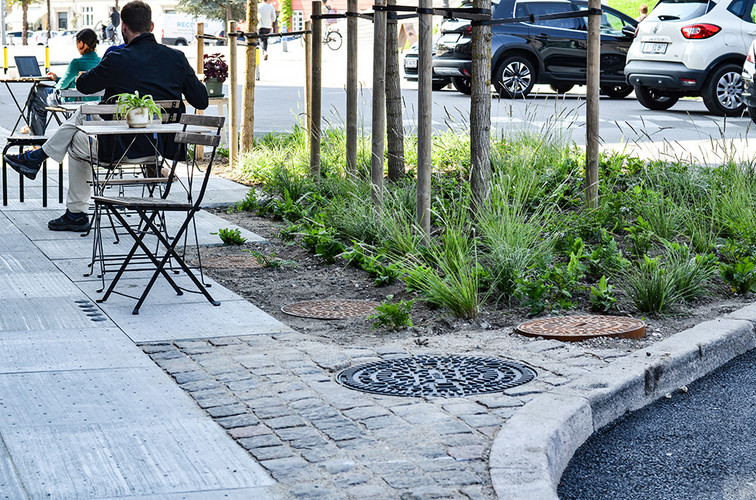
[625,0,752,116]
[32,30,74,46]
[433,0,637,98]
[403,39,452,91]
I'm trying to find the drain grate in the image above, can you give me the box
[282,299,380,319]
[515,315,646,341]
[337,355,537,397]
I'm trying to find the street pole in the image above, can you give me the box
[585,0,600,208]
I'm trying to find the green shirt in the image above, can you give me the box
[55,51,101,99]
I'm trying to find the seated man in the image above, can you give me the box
[4,0,208,232]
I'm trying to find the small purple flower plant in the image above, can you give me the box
[204,53,228,83]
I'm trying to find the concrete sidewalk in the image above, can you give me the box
[0,170,292,498]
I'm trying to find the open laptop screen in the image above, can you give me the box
[14,56,41,77]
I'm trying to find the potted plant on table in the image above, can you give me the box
[203,53,228,97]
[114,91,163,128]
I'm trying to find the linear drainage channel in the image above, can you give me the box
[336,355,537,398]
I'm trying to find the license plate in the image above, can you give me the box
[642,42,668,54]
[405,58,418,69]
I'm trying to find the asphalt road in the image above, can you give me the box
[558,348,756,500]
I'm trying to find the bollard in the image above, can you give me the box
[3,46,7,74]
[282,24,288,52]
[255,46,260,80]
[44,45,49,73]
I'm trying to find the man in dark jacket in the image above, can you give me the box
[3,0,208,232]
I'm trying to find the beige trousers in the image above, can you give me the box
[41,107,94,214]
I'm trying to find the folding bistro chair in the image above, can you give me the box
[93,114,224,314]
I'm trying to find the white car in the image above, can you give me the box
[624,0,754,116]
[32,30,75,46]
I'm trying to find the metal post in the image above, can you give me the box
[310,1,322,179]
[346,0,358,175]
[416,0,432,238]
[585,0,600,208]
[470,0,492,215]
[371,0,387,206]
[228,21,238,169]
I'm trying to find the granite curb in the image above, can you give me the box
[489,306,756,499]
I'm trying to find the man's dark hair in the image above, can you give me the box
[76,28,98,51]
[120,0,151,33]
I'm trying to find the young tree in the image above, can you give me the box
[280,0,292,32]
[7,0,38,46]
[177,0,246,24]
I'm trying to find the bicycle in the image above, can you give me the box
[95,20,122,45]
[299,28,342,51]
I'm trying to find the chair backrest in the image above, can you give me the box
[81,101,181,123]
[166,114,225,209]
[59,89,105,102]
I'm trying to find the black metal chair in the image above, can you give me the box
[2,135,63,207]
[93,114,224,315]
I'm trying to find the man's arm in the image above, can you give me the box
[75,57,113,95]
[181,54,209,110]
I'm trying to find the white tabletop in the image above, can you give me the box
[75,122,188,136]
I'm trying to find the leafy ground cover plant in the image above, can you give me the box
[230,126,755,320]
[213,228,246,246]
[368,295,414,330]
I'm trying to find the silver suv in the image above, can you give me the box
[624,0,755,116]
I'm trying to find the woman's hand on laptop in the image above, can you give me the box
[46,71,57,81]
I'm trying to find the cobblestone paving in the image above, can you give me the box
[140,331,631,499]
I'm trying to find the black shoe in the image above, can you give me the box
[48,210,90,232]
[4,150,43,180]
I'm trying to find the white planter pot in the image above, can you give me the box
[126,107,150,128]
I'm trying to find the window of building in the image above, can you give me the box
[82,6,94,28]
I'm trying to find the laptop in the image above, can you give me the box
[14,56,42,77]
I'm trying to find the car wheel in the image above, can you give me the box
[601,84,633,99]
[634,85,679,111]
[432,80,449,91]
[494,56,536,98]
[176,39,188,46]
[550,84,573,94]
[452,77,472,95]
[702,64,745,116]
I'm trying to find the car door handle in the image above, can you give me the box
[749,30,756,35]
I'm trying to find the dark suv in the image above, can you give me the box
[433,0,637,98]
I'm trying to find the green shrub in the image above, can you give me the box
[213,228,246,246]
[369,296,414,331]
[719,257,756,295]
[621,255,678,313]
[590,276,617,312]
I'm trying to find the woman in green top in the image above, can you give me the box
[27,28,101,135]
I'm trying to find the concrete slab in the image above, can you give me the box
[111,486,284,499]
[34,237,94,260]
[0,271,83,298]
[99,298,294,343]
[3,419,273,498]
[0,446,26,499]
[0,327,152,373]
[3,209,86,241]
[0,296,113,332]
[0,251,61,274]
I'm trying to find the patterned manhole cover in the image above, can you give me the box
[200,254,263,269]
[515,315,646,341]
[336,355,537,397]
[281,299,380,319]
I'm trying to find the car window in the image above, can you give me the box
[648,0,710,21]
[599,11,630,33]
[728,0,748,16]
[521,2,580,29]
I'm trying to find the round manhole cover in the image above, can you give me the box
[281,299,380,319]
[515,315,646,341]
[336,355,537,397]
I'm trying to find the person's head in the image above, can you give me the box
[639,4,648,14]
[110,6,116,12]
[120,0,152,42]
[75,28,98,54]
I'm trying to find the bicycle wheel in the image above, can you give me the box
[325,30,342,50]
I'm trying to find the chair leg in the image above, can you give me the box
[42,160,47,208]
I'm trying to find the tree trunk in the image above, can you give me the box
[585,0,600,208]
[470,0,492,215]
[370,0,386,206]
[46,0,51,36]
[385,0,405,182]
[22,3,28,46]
[240,0,258,150]
[416,0,432,240]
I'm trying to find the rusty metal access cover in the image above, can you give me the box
[281,299,380,319]
[515,315,646,341]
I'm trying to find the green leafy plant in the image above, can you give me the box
[341,243,401,286]
[621,255,678,313]
[113,90,163,121]
[368,295,414,331]
[212,228,247,246]
[590,275,617,312]
[719,257,756,295]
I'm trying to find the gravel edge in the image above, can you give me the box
[488,303,756,499]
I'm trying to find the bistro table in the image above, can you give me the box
[0,76,55,134]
